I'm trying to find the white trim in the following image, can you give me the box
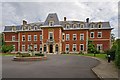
[97,32,102,38]
[65,44,69,52]
[73,34,77,41]
[66,34,69,41]
[72,44,77,52]
[12,36,15,41]
[80,44,84,51]
[34,35,37,41]
[80,33,84,40]
[28,35,31,41]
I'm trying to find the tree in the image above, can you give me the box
[88,40,97,54]
[115,39,120,68]
[2,45,14,53]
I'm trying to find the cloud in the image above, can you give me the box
[1,2,118,38]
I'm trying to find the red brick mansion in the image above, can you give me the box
[3,13,113,54]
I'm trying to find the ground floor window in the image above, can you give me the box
[44,45,47,52]
[80,44,84,51]
[55,44,59,52]
[34,44,37,51]
[13,45,15,51]
[97,44,103,51]
[28,44,31,51]
[22,45,25,51]
[40,44,42,53]
[72,44,76,52]
[66,44,69,52]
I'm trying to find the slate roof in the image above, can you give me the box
[3,13,112,32]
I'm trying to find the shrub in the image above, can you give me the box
[35,53,44,56]
[2,45,14,53]
[21,53,30,57]
[61,52,66,54]
[115,39,120,69]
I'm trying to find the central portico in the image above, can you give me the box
[41,13,63,54]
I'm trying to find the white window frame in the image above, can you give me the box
[28,44,31,51]
[91,24,94,28]
[22,35,25,41]
[80,34,84,40]
[49,21,54,26]
[49,32,54,40]
[40,35,42,41]
[72,44,77,52]
[28,35,31,41]
[12,36,15,41]
[34,44,37,51]
[66,44,69,52]
[66,34,69,41]
[62,33,65,41]
[34,26,37,30]
[90,32,94,38]
[22,45,25,51]
[98,24,102,28]
[97,44,103,51]
[73,24,77,28]
[66,24,70,29]
[80,24,84,28]
[73,34,77,41]
[98,32,102,38]
[80,44,84,51]
[34,35,37,41]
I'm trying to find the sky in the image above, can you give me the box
[0,0,119,38]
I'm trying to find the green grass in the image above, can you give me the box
[0,53,15,56]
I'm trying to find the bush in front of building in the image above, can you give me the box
[35,53,44,56]
[115,39,120,69]
[2,45,14,53]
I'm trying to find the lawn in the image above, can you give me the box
[0,53,15,56]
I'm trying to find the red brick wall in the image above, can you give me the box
[19,31,42,51]
[4,32,18,41]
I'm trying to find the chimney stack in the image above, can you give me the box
[64,17,66,21]
[23,20,27,25]
[86,18,89,23]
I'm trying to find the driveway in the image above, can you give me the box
[2,54,99,78]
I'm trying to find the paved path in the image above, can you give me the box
[2,55,99,78]
[91,57,119,80]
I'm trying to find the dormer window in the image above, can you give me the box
[22,26,26,30]
[73,24,77,28]
[80,24,84,28]
[34,26,37,30]
[91,24,94,28]
[28,26,31,30]
[12,26,16,31]
[49,21,54,26]
[66,24,70,29]
[98,24,102,28]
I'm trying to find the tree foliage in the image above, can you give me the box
[115,39,120,68]
[88,40,97,53]
[2,45,14,53]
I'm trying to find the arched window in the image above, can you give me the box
[91,24,94,28]
[98,24,102,28]
[73,24,77,28]
[34,26,37,30]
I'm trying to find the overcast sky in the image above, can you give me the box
[0,0,119,38]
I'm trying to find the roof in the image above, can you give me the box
[3,13,112,32]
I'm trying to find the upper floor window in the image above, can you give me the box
[12,36,15,41]
[28,26,31,30]
[49,21,54,26]
[49,32,53,41]
[62,34,65,41]
[22,35,25,41]
[98,24,102,28]
[98,32,102,38]
[80,34,84,40]
[66,34,70,41]
[28,35,31,41]
[73,34,77,40]
[80,24,84,28]
[66,24,70,29]
[12,27,16,31]
[22,26,26,30]
[90,32,94,38]
[34,35,37,41]
[40,35,42,41]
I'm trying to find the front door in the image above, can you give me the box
[49,44,53,53]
